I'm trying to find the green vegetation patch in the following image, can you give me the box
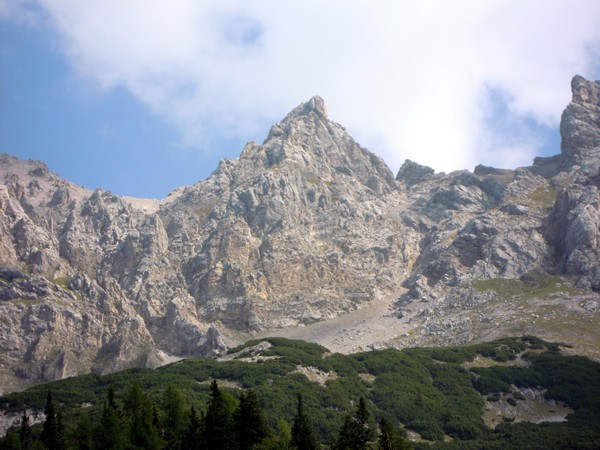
[529,184,558,209]
[2,336,600,449]
[5,298,43,306]
[472,269,580,299]
[195,206,214,221]
[51,277,69,288]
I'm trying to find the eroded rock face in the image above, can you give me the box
[1,78,600,392]
[560,75,600,172]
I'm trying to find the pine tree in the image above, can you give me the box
[234,390,271,449]
[152,406,161,438]
[160,385,187,450]
[56,409,66,450]
[124,382,163,450]
[93,387,128,450]
[94,396,128,450]
[107,386,120,412]
[74,415,94,450]
[378,418,394,450]
[0,427,20,450]
[377,417,412,450]
[334,415,357,450]
[182,406,203,449]
[19,411,32,450]
[333,397,374,450]
[42,391,64,450]
[291,394,319,450]
[203,379,235,450]
[254,419,293,450]
[355,397,374,447]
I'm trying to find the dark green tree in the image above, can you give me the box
[182,406,203,450]
[377,418,412,450]
[160,385,187,450]
[19,411,33,450]
[152,406,161,439]
[41,391,64,450]
[333,397,374,450]
[203,380,235,450]
[107,387,119,412]
[0,428,20,450]
[123,382,163,450]
[355,397,374,446]
[334,415,358,450]
[378,418,394,450]
[291,394,319,450]
[73,415,94,450]
[94,397,128,450]
[234,390,271,449]
[56,409,66,450]
[254,419,293,450]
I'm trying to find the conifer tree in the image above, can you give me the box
[378,418,394,450]
[160,385,186,450]
[203,379,235,450]
[152,406,161,438]
[182,406,203,450]
[94,390,128,450]
[74,415,94,450]
[291,394,319,450]
[56,409,66,450]
[334,415,357,450]
[19,411,32,450]
[124,382,162,450]
[107,386,120,412]
[0,428,20,450]
[333,397,374,450]
[234,389,271,449]
[254,419,293,450]
[42,391,64,450]
[377,417,412,450]
[355,397,374,446]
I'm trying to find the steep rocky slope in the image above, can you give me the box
[0,76,599,393]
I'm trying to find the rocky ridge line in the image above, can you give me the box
[0,76,599,393]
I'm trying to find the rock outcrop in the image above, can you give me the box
[560,75,600,172]
[1,77,599,393]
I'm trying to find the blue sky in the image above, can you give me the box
[1,1,600,199]
[1,18,255,197]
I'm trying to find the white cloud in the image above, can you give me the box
[9,0,600,173]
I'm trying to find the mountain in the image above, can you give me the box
[0,76,599,394]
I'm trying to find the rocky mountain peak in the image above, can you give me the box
[560,75,600,172]
[235,96,396,193]
[571,74,600,105]
[284,95,328,121]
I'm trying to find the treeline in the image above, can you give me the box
[1,380,411,450]
[2,336,600,449]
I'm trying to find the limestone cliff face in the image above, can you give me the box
[166,97,408,329]
[1,77,599,393]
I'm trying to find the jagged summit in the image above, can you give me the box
[218,95,395,194]
[571,74,600,105]
[289,95,328,120]
[560,75,600,172]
